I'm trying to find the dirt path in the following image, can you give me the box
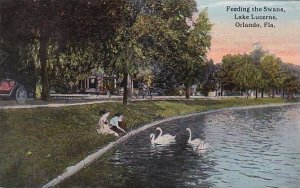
[0,95,212,110]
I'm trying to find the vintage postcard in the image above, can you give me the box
[1,0,300,187]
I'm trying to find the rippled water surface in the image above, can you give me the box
[66,105,300,188]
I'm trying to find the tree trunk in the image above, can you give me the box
[185,84,190,99]
[255,88,258,99]
[287,91,291,99]
[40,34,50,101]
[122,72,129,105]
[33,75,37,99]
[282,88,285,99]
[261,88,264,98]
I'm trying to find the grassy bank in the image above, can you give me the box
[0,98,299,187]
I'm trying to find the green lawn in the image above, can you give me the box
[0,98,298,187]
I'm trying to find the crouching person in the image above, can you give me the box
[96,110,119,137]
[109,113,126,135]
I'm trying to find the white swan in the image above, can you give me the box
[196,140,208,154]
[186,128,202,148]
[156,127,176,140]
[149,127,176,145]
[186,128,208,154]
[150,133,170,145]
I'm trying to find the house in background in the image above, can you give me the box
[77,71,117,95]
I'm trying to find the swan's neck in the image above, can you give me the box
[157,128,162,137]
[188,129,192,142]
[150,134,155,143]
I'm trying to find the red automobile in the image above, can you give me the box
[0,78,27,104]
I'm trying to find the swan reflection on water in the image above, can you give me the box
[149,143,175,156]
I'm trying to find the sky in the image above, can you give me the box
[196,0,300,65]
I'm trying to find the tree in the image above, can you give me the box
[108,14,177,104]
[220,53,264,98]
[180,9,212,98]
[249,42,268,65]
[284,74,300,98]
[197,59,219,96]
[280,63,300,98]
[219,54,241,93]
[106,0,210,104]
[260,54,281,97]
[136,0,213,99]
[1,0,130,100]
[233,54,262,98]
[49,43,104,93]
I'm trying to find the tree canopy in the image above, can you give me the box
[1,0,299,102]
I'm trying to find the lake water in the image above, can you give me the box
[62,104,300,187]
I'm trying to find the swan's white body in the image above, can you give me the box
[149,133,173,145]
[150,127,176,145]
[186,128,208,153]
[156,127,176,140]
[186,128,202,147]
[196,141,208,153]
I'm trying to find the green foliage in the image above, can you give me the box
[49,43,105,93]
[199,59,220,95]
[220,48,300,98]
[280,64,300,98]
[105,0,209,102]
[197,83,210,96]
[1,0,213,101]
[220,54,241,91]
[284,74,300,97]
[148,7,213,98]
[109,14,175,76]
[181,10,212,85]
[249,43,268,65]
[260,54,281,89]
[233,54,262,94]
[0,0,132,100]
